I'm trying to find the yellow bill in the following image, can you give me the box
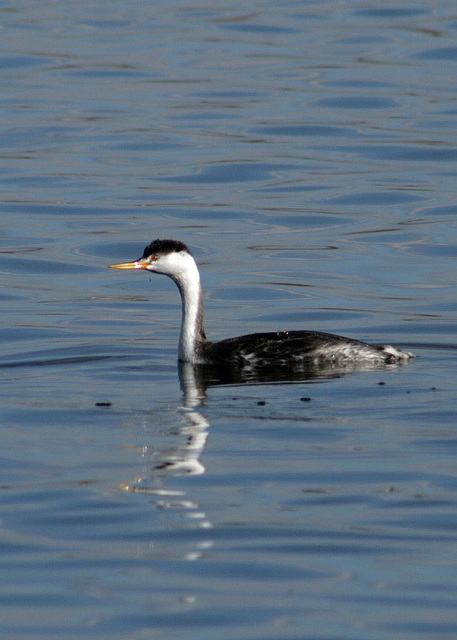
[108,259,148,270]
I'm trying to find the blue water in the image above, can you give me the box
[1,1,457,638]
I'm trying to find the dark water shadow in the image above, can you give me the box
[0,354,115,370]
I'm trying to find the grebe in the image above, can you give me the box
[109,239,414,368]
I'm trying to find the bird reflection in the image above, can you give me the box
[119,356,408,495]
[185,355,410,388]
[118,357,410,560]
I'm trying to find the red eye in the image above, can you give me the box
[150,254,158,262]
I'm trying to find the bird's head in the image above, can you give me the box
[108,239,194,280]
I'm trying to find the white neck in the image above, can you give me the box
[171,257,207,364]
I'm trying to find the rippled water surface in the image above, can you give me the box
[1,1,457,638]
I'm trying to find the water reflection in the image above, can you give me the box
[119,356,412,494]
[119,369,209,491]
[118,365,214,556]
[186,358,405,387]
[115,353,415,567]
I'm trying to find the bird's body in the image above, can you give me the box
[202,330,411,367]
[109,239,414,369]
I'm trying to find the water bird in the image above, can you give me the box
[109,239,414,370]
